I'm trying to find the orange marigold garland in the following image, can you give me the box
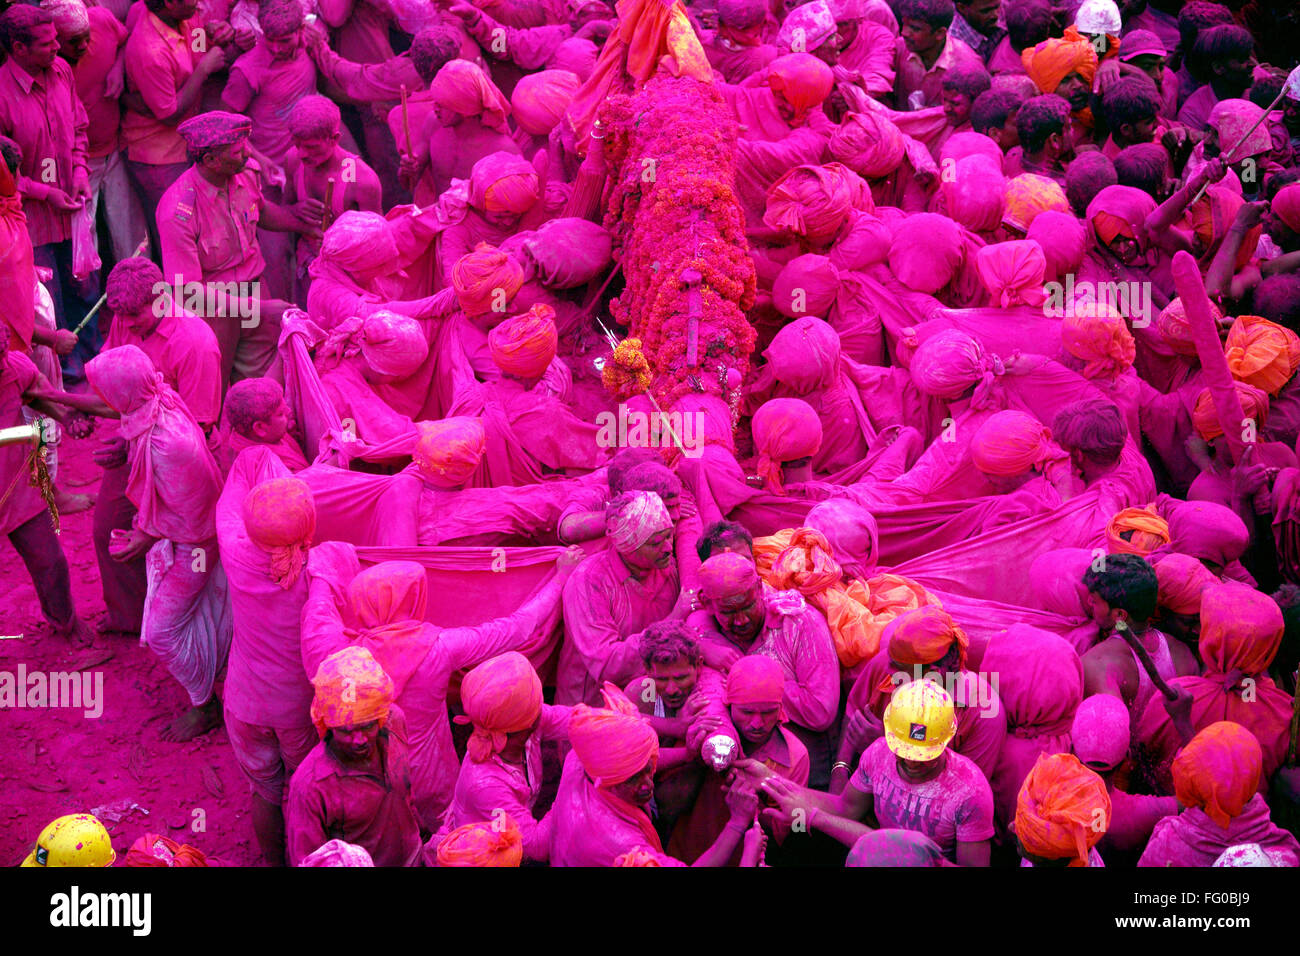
[601,337,653,400]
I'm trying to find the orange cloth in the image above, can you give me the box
[751,398,822,493]
[1022,31,1098,95]
[763,162,872,246]
[435,816,524,866]
[614,846,676,865]
[451,242,527,316]
[1153,553,1218,616]
[428,60,510,131]
[1105,506,1170,555]
[969,409,1056,476]
[725,654,785,707]
[241,477,315,589]
[1224,314,1300,397]
[124,833,211,867]
[413,417,487,488]
[488,304,558,378]
[1014,753,1111,866]
[1061,307,1136,380]
[766,52,833,122]
[1200,581,1283,677]
[1003,174,1071,232]
[469,151,539,215]
[457,651,543,762]
[309,646,395,737]
[569,703,659,787]
[1192,381,1268,441]
[510,69,581,136]
[1172,721,1262,829]
[1189,185,1261,271]
[1091,210,1133,245]
[886,604,968,670]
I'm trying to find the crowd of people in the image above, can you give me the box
[4,0,1300,869]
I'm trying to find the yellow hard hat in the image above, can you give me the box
[883,679,956,762]
[20,814,116,868]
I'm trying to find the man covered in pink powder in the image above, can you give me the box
[217,377,309,474]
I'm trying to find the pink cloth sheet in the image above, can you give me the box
[1138,795,1300,867]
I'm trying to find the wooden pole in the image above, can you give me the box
[322,177,336,232]
[400,84,413,157]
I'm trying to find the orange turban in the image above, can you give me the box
[885,605,968,670]
[699,551,761,602]
[764,162,872,246]
[751,397,822,493]
[1061,307,1136,380]
[829,110,906,179]
[124,834,210,867]
[309,646,394,737]
[1224,314,1300,396]
[428,60,510,131]
[975,240,1047,308]
[435,817,524,867]
[767,53,833,123]
[1105,506,1170,555]
[510,69,580,136]
[452,242,526,317]
[1190,186,1261,270]
[1192,381,1268,441]
[1003,174,1070,232]
[1157,297,1223,358]
[725,654,785,708]
[569,703,659,787]
[1172,722,1262,829]
[1014,753,1110,866]
[1022,34,1098,95]
[1199,581,1283,677]
[242,477,315,589]
[360,310,428,378]
[458,652,543,763]
[488,304,557,379]
[970,410,1056,476]
[1153,553,1218,616]
[413,417,486,488]
[615,846,679,866]
[468,151,539,215]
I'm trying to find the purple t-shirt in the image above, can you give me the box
[850,738,995,860]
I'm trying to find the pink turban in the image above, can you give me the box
[309,646,394,737]
[725,655,785,708]
[1105,506,1170,555]
[468,152,539,215]
[1208,99,1272,164]
[1070,694,1131,769]
[939,131,1004,168]
[975,240,1048,307]
[764,163,872,247]
[435,817,523,867]
[360,310,428,378]
[521,218,611,289]
[1200,581,1284,676]
[457,652,543,762]
[773,254,838,319]
[908,329,1001,404]
[550,37,598,79]
[970,410,1056,476]
[1004,174,1071,232]
[767,53,834,122]
[1192,381,1268,441]
[1224,314,1300,396]
[941,156,1007,235]
[764,316,841,393]
[1026,211,1087,283]
[569,704,658,787]
[320,211,398,275]
[510,69,580,135]
[888,214,963,293]
[751,397,822,492]
[1273,184,1300,234]
[451,243,526,316]
[241,477,315,589]
[413,417,486,487]
[605,490,672,555]
[1166,500,1251,568]
[1157,296,1223,357]
[829,111,906,179]
[1061,307,1136,380]
[299,840,374,866]
[699,551,761,602]
[807,498,879,577]
[429,60,510,131]
[488,303,557,378]
[1153,553,1219,615]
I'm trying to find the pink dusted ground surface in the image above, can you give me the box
[0,433,261,866]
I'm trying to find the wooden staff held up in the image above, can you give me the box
[322,177,336,232]
[400,84,413,157]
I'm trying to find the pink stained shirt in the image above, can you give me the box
[157,165,267,285]
[1138,795,1300,868]
[0,352,48,536]
[286,705,423,867]
[849,737,996,860]
[442,703,573,863]
[317,0,393,64]
[0,56,90,247]
[215,446,316,730]
[103,309,223,428]
[122,11,200,165]
[894,34,982,111]
[222,43,322,165]
[76,7,129,160]
[555,548,680,707]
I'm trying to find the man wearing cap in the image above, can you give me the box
[753,679,996,865]
[157,109,323,389]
